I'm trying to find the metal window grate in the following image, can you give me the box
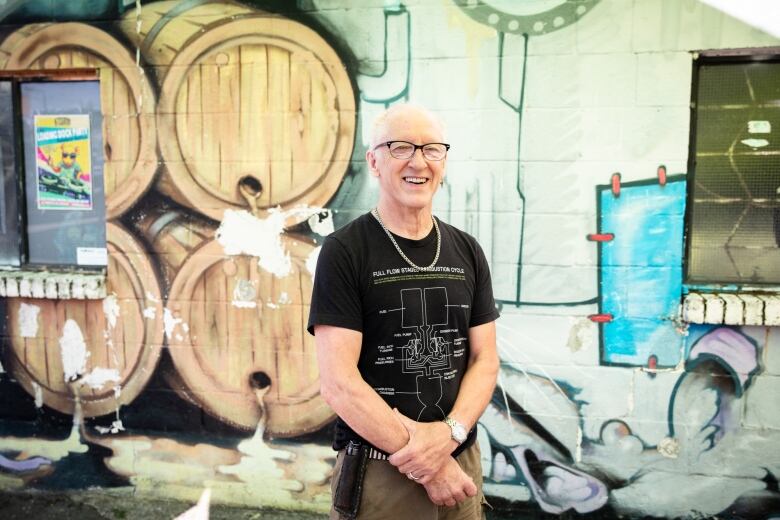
[687,59,780,285]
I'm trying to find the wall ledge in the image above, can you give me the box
[0,269,106,300]
[682,291,780,326]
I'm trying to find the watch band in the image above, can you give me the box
[443,415,467,445]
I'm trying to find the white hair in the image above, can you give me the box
[368,103,447,149]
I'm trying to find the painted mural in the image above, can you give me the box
[1,0,779,518]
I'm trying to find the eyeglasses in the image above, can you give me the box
[374,141,450,161]
[62,153,77,159]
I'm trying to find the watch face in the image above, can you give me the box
[445,416,468,443]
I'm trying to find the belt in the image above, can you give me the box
[345,442,389,460]
[367,447,389,460]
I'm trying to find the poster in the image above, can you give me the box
[34,114,92,210]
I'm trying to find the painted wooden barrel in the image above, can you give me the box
[121,1,355,224]
[119,1,255,67]
[0,22,158,219]
[134,207,216,293]
[165,234,333,436]
[4,222,164,417]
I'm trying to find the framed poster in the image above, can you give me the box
[21,80,105,266]
[34,114,93,210]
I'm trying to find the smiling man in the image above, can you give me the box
[308,104,499,520]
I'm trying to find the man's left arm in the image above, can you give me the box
[445,319,499,429]
[389,320,498,482]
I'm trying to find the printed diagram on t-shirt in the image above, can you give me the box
[385,287,461,421]
[401,288,451,374]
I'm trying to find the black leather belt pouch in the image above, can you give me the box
[334,441,369,519]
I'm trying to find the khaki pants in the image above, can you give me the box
[330,442,486,520]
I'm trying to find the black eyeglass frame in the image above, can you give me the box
[373,140,451,161]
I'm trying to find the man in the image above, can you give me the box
[308,104,499,519]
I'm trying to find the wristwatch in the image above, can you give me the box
[443,416,468,445]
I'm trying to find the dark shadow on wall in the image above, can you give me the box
[0,0,129,23]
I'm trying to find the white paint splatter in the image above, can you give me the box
[95,419,126,435]
[218,421,293,489]
[103,333,121,367]
[142,306,156,319]
[164,308,185,340]
[308,210,334,236]
[175,488,211,520]
[80,367,121,390]
[740,138,769,148]
[103,293,120,329]
[657,437,680,458]
[575,424,583,463]
[232,300,257,309]
[566,317,594,352]
[60,319,89,382]
[232,279,257,308]
[283,205,330,222]
[146,291,158,302]
[32,381,43,408]
[216,209,291,278]
[747,120,770,133]
[306,246,321,278]
[266,301,278,309]
[278,292,291,305]
[18,302,41,338]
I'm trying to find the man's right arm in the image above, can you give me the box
[315,324,410,454]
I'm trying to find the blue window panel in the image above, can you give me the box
[599,178,686,367]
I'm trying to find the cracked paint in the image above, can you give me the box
[103,293,120,329]
[164,308,187,341]
[59,320,89,382]
[32,381,43,408]
[306,246,321,279]
[18,302,41,338]
[80,367,121,390]
[216,210,291,278]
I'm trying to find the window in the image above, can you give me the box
[685,51,780,286]
[0,81,20,267]
[0,74,106,277]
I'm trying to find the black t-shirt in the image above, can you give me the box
[307,212,499,453]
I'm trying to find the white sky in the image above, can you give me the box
[699,0,780,38]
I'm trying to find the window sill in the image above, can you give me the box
[0,268,106,300]
[682,291,780,326]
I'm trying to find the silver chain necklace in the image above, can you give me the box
[371,208,441,271]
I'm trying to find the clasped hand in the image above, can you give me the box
[389,410,477,507]
[388,409,453,481]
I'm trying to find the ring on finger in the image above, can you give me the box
[406,472,420,481]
